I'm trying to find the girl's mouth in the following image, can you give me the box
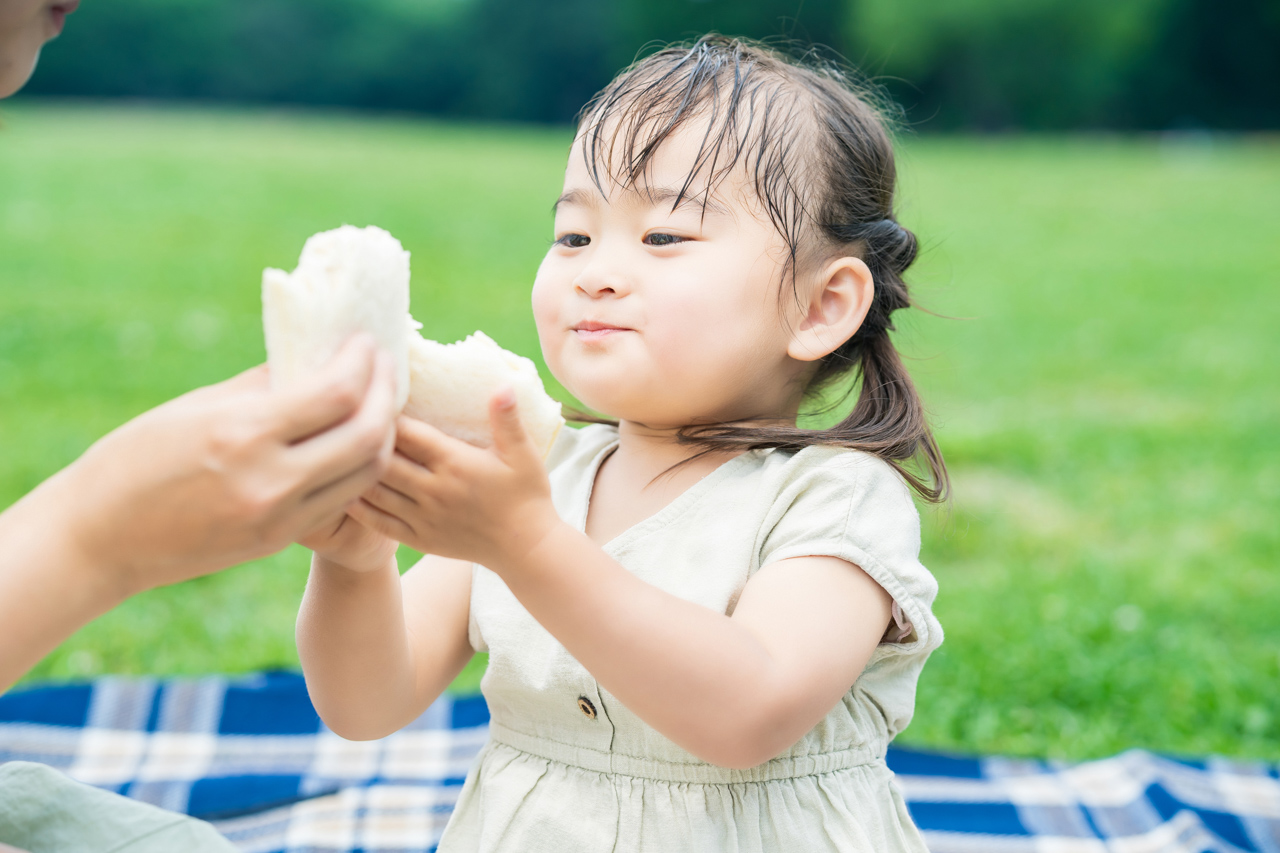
[49,0,80,35]
[572,321,631,341]
[575,328,627,342]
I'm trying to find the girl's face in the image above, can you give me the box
[532,122,814,430]
[0,0,78,98]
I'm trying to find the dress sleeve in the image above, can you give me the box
[756,449,943,656]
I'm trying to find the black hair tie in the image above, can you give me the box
[826,218,916,274]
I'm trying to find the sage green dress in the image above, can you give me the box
[439,424,943,853]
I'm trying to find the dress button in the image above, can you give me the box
[577,696,597,720]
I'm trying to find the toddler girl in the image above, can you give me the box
[297,36,948,853]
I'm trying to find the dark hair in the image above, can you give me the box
[567,35,948,502]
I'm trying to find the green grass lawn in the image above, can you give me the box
[1,103,1277,761]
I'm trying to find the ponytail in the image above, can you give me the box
[652,331,948,503]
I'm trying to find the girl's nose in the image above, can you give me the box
[573,264,631,299]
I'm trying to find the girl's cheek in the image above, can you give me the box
[530,264,558,328]
[530,273,564,371]
[658,278,717,331]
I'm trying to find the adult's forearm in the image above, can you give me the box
[296,556,422,740]
[491,523,790,768]
[0,472,129,693]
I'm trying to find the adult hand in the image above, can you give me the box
[62,335,400,592]
[0,335,398,691]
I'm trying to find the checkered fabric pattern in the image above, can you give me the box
[2,673,1277,853]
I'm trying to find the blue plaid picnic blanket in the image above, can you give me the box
[1,672,1277,853]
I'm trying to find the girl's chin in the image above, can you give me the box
[568,392,625,420]
[567,392,649,424]
[566,383,716,425]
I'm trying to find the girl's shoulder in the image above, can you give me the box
[756,444,921,551]
[755,444,940,654]
[759,443,917,513]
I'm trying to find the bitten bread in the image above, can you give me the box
[404,330,564,458]
[262,225,563,456]
[262,225,412,408]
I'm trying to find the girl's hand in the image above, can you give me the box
[299,512,398,574]
[351,389,561,568]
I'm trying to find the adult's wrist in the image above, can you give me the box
[43,457,145,602]
[16,466,135,606]
[0,472,133,691]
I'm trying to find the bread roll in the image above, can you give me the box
[404,330,564,458]
[262,225,412,408]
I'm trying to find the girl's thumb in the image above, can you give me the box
[489,386,526,456]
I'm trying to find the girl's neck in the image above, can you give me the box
[604,379,809,479]
[614,420,719,473]
[609,415,776,482]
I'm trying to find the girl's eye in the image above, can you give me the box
[556,233,590,248]
[644,233,686,247]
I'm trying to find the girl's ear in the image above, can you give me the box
[786,257,875,363]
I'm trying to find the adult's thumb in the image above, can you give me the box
[270,335,378,442]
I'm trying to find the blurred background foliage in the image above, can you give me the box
[20,0,1280,130]
[3,0,1278,762]
[2,105,1276,760]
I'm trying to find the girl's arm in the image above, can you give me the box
[353,398,892,768]
[492,529,889,769]
[296,548,474,741]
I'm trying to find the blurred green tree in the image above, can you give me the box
[848,0,1280,129]
[17,0,1279,129]
[23,0,473,111]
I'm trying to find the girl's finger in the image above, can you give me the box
[360,481,420,522]
[381,451,434,498]
[394,416,457,467]
[488,387,535,464]
[348,498,418,545]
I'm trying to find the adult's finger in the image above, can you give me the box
[295,508,348,549]
[268,335,378,443]
[299,456,383,517]
[285,464,388,547]
[285,431,405,541]
[287,351,398,492]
